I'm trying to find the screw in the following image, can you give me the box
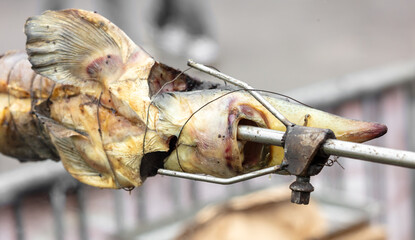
[289,176,314,205]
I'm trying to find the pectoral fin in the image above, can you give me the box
[43,117,115,188]
[25,9,154,89]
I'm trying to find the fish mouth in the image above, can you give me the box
[337,122,388,143]
[237,119,270,172]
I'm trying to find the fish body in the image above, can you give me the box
[0,9,387,188]
[0,50,57,161]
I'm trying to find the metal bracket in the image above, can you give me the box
[282,125,335,204]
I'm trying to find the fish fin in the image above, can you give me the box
[25,9,154,88]
[42,117,113,188]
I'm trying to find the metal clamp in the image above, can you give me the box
[282,125,335,204]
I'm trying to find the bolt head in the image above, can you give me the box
[291,191,310,205]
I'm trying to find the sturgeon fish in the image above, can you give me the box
[0,9,387,188]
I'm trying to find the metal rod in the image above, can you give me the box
[158,125,415,184]
[238,125,415,168]
[323,139,415,168]
[157,165,282,185]
[188,60,294,127]
[237,126,285,146]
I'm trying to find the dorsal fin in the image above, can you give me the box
[25,9,155,88]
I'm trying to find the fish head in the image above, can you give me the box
[157,90,387,177]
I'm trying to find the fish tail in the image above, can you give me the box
[0,51,58,161]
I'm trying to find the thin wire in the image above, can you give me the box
[174,89,243,170]
[326,156,344,169]
[96,91,122,188]
[188,60,294,127]
[141,67,192,170]
[248,89,313,108]
[173,88,308,172]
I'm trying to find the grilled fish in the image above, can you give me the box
[0,9,387,188]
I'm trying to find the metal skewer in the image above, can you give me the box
[158,125,415,184]
[237,125,415,169]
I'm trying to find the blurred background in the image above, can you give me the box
[1,0,415,239]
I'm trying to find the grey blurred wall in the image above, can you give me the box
[1,0,414,91]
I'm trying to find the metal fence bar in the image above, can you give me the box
[407,81,415,238]
[137,184,147,223]
[361,94,385,215]
[285,61,415,108]
[171,178,181,211]
[114,190,125,232]
[76,184,88,240]
[13,199,24,240]
[0,162,68,206]
[50,183,67,240]
[189,181,199,208]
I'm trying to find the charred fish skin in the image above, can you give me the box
[0,9,387,189]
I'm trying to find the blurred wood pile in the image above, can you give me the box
[175,187,385,240]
